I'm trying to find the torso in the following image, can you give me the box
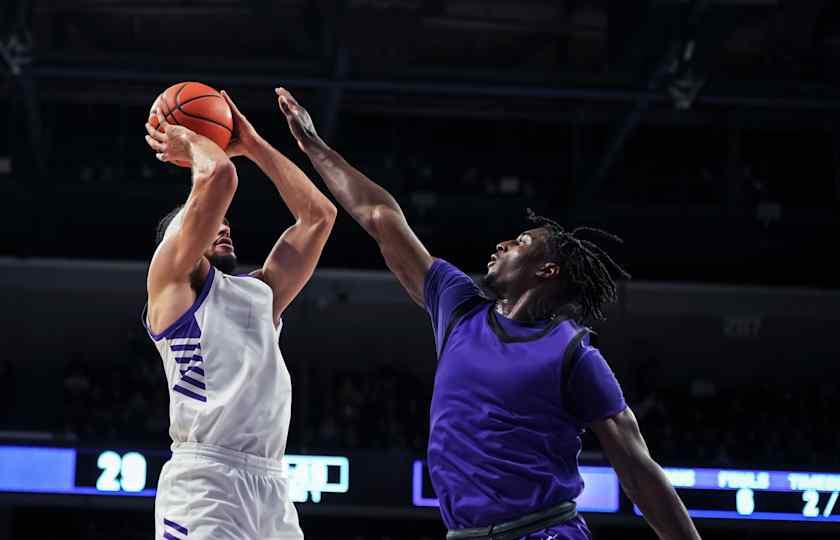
[143,266,293,460]
[428,303,587,529]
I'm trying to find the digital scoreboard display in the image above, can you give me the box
[0,446,349,503]
[1,444,839,525]
[653,467,840,523]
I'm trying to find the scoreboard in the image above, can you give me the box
[1,444,839,525]
[0,446,348,503]
[652,467,840,523]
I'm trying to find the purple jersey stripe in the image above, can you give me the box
[164,518,188,535]
[180,375,206,390]
[170,343,200,351]
[180,366,205,376]
[175,355,202,364]
[173,384,207,402]
[163,533,181,540]
[144,266,214,342]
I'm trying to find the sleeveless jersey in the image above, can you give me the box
[424,259,627,529]
[143,265,292,460]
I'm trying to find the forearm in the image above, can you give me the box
[305,142,403,239]
[622,457,701,540]
[188,134,234,182]
[247,137,334,222]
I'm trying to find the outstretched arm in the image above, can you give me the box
[275,87,434,307]
[221,90,336,323]
[144,109,238,334]
[591,408,702,540]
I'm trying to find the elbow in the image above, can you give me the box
[367,204,396,240]
[297,200,337,236]
[618,453,657,501]
[308,200,337,230]
[321,200,338,225]
[620,474,642,501]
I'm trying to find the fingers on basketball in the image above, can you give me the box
[144,134,165,153]
[145,118,166,141]
[155,109,170,131]
[220,90,242,117]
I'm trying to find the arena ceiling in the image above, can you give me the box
[3,0,839,118]
[2,1,839,287]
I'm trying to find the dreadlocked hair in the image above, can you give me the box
[526,208,631,323]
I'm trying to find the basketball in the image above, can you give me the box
[149,81,233,167]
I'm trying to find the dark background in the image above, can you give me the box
[1,0,840,538]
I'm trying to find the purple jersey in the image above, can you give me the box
[424,259,626,533]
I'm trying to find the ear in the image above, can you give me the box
[536,262,561,279]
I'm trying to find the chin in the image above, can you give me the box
[209,253,237,275]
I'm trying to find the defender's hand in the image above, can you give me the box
[220,90,260,159]
[145,109,198,165]
[275,87,326,155]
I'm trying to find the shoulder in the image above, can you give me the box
[145,264,217,340]
[425,258,478,289]
[424,258,484,303]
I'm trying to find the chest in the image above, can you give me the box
[210,276,275,337]
[434,314,569,406]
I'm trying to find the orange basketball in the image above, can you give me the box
[149,81,233,167]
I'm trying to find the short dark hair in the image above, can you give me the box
[155,206,231,246]
[155,205,184,246]
[527,209,631,323]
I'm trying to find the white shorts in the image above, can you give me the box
[155,442,303,540]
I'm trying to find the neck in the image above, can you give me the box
[494,288,553,322]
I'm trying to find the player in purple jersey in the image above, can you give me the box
[275,88,701,540]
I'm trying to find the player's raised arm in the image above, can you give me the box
[591,408,702,540]
[144,109,238,328]
[220,90,337,323]
[275,87,434,307]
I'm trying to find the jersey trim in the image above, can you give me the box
[487,307,568,344]
[561,328,590,416]
[143,265,216,342]
[439,295,488,359]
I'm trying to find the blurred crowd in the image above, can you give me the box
[27,328,837,472]
[621,358,840,469]
[60,330,169,444]
[298,365,430,454]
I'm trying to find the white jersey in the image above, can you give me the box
[143,265,292,461]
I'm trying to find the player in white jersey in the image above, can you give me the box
[142,88,337,539]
